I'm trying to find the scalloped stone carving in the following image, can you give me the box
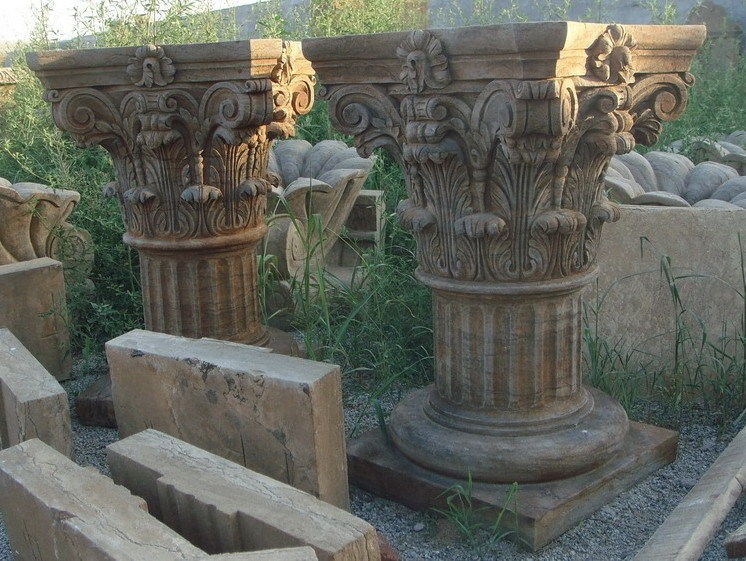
[0,180,93,278]
[264,139,375,279]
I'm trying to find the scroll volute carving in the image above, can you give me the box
[318,24,698,283]
[36,41,315,244]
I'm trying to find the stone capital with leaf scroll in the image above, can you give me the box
[36,40,315,245]
[318,26,697,284]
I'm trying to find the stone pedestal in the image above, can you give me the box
[304,21,705,546]
[28,40,315,349]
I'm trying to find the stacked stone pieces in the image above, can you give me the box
[605,132,746,208]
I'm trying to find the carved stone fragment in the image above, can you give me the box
[108,429,379,561]
[0,180,93,279]
[265,139,375,279]
[27,40,315,348]
[0,438,319,561]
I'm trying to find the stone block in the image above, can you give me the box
[0,438,207,560]
[107,430,380,561]
[595,206,746,365]
[106,329,349,508]
[0,258,71,380]
[0,328,71,456]
[0,438,318,561]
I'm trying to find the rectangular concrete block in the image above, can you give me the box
[107,429,380,561]
[0,328,71,457]
[0,258,71,380]
[106,329,349,508]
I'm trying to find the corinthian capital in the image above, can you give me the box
[305,22,705,283]
[28,40,315,244]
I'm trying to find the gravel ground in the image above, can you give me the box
[0,361,742,560]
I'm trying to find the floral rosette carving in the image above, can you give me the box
[587,24,637,84]
[320,28,695,284]
[126,44,176,87]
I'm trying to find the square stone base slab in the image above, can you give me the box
[348,421,677,550]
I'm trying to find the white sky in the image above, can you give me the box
[2,0,260,43]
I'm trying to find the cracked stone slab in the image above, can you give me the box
[107,429,380,561]
[105,329,349,508]
[0,438,207,560]
[0,258,71,380]
[0,329,71,457]
[0,439,319,561]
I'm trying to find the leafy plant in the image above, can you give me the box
[433,473,520,549]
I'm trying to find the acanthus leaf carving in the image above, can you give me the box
[43,42,314,242]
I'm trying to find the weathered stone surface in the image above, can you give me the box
[349,422,677,551]
[630,191,691,207]
[730,192,746,208]
[0,329,71,456]
[725,131,746,148]
[712,176,746,201]
[201,550,318,561]
[29,40,315,351]
[725,521,746,558]
[106,329,349,508]
[596,205,746,361]
[75,374,117,428]
[692,199,742,209]
[616,151,658,191]
[0,180,94,283]
[682,161,739,203]
[719,140,746,155]
[0,68,16,105]
[0,438,207,560]
[605,175,646,204]
[0,257,71,380]
[375,532,400,561]
[266,139,375,279]
[107,429,380,561]
[644,151,695,196]
[0,438,318,561]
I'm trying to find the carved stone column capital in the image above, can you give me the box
[29,40,315,345]
[316,25,697,285]
[305,22,705,545]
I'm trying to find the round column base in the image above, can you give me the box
[388,385,629,483]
